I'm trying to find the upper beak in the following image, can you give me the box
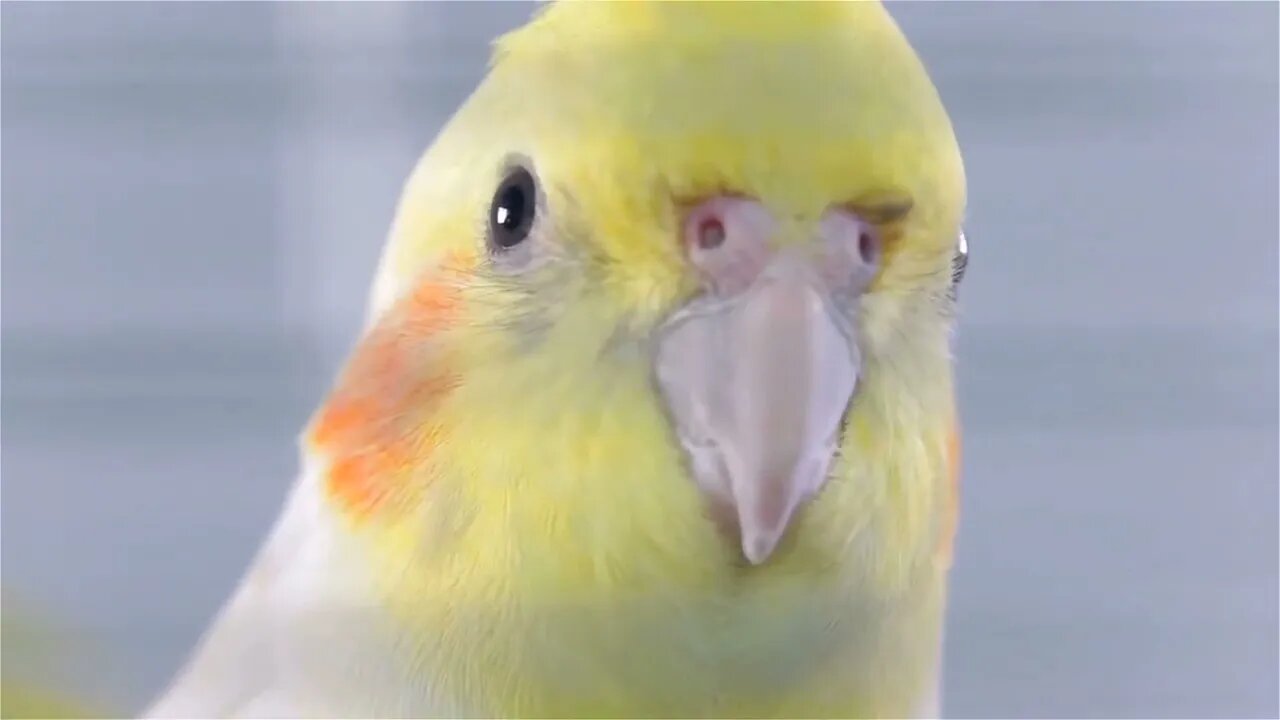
[655,197,880,564]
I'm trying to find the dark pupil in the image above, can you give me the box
[495,185,525,231]
[490,169,535,249]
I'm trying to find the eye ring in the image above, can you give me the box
[488,166,538,251]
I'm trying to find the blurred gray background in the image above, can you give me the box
[2,2,1277,717]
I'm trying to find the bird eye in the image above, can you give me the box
[952,230,969,286]
[489,166,537,250]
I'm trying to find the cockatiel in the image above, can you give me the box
[146,1,968,718]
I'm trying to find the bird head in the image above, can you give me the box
[309,0,965,592]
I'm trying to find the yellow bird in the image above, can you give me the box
[147,2,967,717]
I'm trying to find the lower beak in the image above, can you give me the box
[655,252,862,564]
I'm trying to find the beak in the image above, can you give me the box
[655,197,880,564]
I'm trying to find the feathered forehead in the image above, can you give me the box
[490,1,964,220]
[373,1,964,314]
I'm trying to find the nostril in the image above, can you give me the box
[697,216,727,250]
[816,209,882,291]
[857,229,877,265]
[683,196,775,297]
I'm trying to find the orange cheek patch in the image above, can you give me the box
[326,437,413,515]
[309,252,473,519]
